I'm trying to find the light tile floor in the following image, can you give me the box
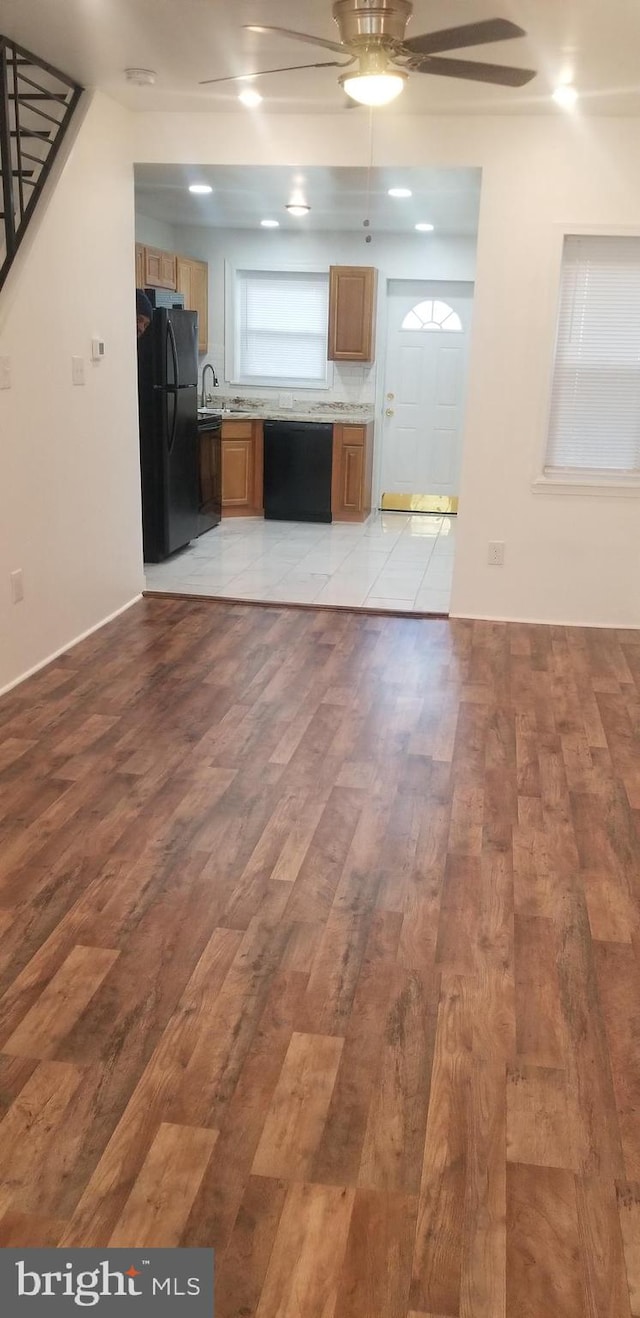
[144,512,456,613]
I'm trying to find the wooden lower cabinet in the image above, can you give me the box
[332,423,374,522]
[220,418,370,521]
[221,421,263,516]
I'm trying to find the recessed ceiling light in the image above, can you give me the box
[261,219,280,228]
[286,204,311,217]
[415,222,434,232]
[388,187,412,199]
[189,183,213,195]
[238,88,263,107]
[552,84,578,108]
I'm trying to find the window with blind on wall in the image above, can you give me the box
[545,235,640,482]
[233,269,330,388]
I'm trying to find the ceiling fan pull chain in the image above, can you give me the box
[364,106,374,243]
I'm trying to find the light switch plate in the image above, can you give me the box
[0,356,11,389]
[10,569,24,604]
[72,356,85,386]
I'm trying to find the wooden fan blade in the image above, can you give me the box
[243,24,346,55]
[199,60,350,86]
[403,18,527,56]
[410,54,536,87]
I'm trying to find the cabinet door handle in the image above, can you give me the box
[385,408,394,417]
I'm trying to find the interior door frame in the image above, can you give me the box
[373,277,475,509]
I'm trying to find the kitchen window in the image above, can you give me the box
[544,235,640,485]
[233,269,330,389]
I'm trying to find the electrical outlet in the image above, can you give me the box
[488,541,505,566]
[71,356,85,386]
[0,355,11,389]
[278,391,293,409]
[10,569,24,603]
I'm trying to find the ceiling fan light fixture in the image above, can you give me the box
[341,69,407,106]
[286,204,311,216]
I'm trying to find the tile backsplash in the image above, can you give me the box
[199,342,377,408]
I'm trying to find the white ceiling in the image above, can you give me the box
[3,0,640,116]
[134,164,482,235]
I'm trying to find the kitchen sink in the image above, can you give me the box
[198,406,251,417]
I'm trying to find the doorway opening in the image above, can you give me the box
[135,163,481,615]
[377,277,475,611]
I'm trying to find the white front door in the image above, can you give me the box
[381,280,473,502]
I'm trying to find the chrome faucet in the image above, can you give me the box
[201,362,219,406]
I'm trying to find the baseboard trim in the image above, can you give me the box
[0,594,143,698]
[450,609,640,630]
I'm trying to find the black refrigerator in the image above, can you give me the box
[138,307,199,562]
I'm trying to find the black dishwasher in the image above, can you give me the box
[263,420,333,523]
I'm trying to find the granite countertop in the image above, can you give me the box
[199,400,375,425]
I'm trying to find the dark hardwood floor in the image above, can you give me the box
[1,597,640,1316]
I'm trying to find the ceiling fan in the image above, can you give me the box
[200,0,537,107]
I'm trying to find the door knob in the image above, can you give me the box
[385,408,394,417]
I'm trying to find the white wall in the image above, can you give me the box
[0,93,144,693]
[133,111,640,628]
[135,213,177,252]
[166,222,476,407]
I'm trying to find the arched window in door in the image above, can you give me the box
[401,299,463,331]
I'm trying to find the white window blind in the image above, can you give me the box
[546,235,640,479]
[235,269,329,388]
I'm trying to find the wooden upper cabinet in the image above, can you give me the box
[176,257,192,308]
[190,261,209,355]
[176,256,209,355]
[135,243,145,287]
[160,251,177,288]
[144,247,177,290]
[328,266,378,363]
